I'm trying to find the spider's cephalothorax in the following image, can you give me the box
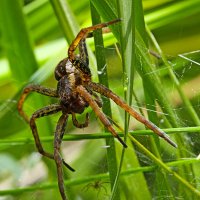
[55,57,91,114]
[18,19,177,200]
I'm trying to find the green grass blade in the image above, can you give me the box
[90,3,120,199]
[112,0,136,199]
[0,0,38,83]
[1,126,200,146]
[145,0,200,29]
[50,0,79,41]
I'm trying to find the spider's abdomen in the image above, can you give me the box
[57,75,89,114]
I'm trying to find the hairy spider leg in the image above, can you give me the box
[107,116,124,132]
[89,82,177,148]
[30,104,61,157]
[72,112,89,128]
[86,27,113,38]
[92,92,103,107]
[76,85,127,148]
[29,104,75,172]
[54,113,69,200]
[68,18,121,61]
[82,181,109,197]
[18,84,75,171]
[79,39,89,66]
[78,27,113,76]
[18,84,58,123]
[73,38,92,77]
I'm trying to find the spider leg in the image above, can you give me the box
[74,38,92,76]
[75,24,117,76]
[92,92,103,107]
[79,39,89,66]
[89,82,177,148]
[87,27,113,38]
[107,116,124,132]
[54,113,69,200]
[72,113,89,128]
[76,85,127,148]
[18,84,58,123]
[29,104,75,172]
[68,19,121,61]
[30,104,61,158]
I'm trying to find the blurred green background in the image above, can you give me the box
[0,0,200,200]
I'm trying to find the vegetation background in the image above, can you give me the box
[0,0,200,199]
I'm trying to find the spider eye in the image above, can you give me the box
[55,58,73,80]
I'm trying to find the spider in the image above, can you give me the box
[18,19,177,200]
[82,180,109,198]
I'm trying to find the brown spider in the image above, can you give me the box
[18,19,177,200]
[82,180,109,198]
